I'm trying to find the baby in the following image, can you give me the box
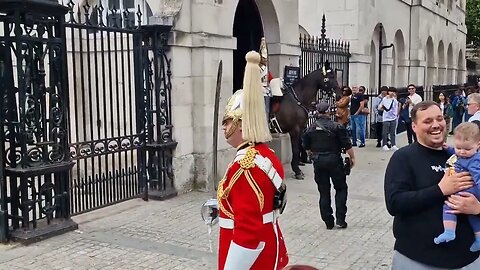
[434,122,480,252]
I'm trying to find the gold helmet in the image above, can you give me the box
[223,51,272,143]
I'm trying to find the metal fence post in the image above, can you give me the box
[140,24,178,201]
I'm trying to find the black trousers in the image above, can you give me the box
[312,154,348,223]
[375,122,383,143]
[405,121,417,144]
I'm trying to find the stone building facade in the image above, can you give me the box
[54,0,301,194]
[299,0,467,90]
[162,0,301,192]
[63,0,467,194]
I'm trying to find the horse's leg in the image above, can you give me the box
[290,130,304,179]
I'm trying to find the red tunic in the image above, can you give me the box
[217,143,289,270]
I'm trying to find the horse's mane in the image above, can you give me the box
[292,68,329,90]
[292,69,317,89]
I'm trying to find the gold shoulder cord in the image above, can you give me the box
[217,147,265,220]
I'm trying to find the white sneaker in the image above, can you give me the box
[382,145,390,151]
[391,145,399,151]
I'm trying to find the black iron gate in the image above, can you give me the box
[299,15,350,87]
[65,2,148,215]
[0,0,177,242]
[65,2,177,215]
[300,15,351,126]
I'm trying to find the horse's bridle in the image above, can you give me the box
[283,84,310,117]
[283,67,337,118]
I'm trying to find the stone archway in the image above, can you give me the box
[232,0,280,92]
[255,0,280,43]
[393,30,406,87]
[447,44,454,84]
[232,0,264,92]
[371,23,387,89]
[426,37,435,87]
[369,41,377,89]
[457,50,465,84]
[299,24,310,36]
[438,41,445,84]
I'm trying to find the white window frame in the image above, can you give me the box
[101,0,148,27]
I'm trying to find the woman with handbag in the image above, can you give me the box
[336,87,352,126]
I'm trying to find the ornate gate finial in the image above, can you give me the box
[321,14,326,43]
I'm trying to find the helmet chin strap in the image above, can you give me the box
[225,118,240,140]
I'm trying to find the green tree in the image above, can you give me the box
[467,0,480,47]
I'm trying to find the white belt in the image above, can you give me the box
[219,211,276,229]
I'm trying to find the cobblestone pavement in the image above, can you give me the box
[0,136,406,270]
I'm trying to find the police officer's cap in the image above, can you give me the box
[316,102,330,113]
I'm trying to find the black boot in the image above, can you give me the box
[294,172,304,180]
[325,220,334,230]
[336,220,348,229]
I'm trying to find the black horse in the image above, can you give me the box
[274,67,340,179]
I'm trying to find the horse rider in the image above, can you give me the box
[260,37,273,100]
[302,102,355,230]
[259,37,284,133]
[216,51,289,269]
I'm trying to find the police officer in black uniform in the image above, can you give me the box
[302,102,356,230]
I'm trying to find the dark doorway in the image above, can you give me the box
[233,0,264,92]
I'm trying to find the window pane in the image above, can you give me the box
[123,12,135,28]
[107,14,120,27]
[124,0,134,9]
[109,0,120,9]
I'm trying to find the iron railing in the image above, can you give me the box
[65,1,147,215]
[299,15,350,88]
[300,15,351,128]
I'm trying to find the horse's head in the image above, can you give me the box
[290,61,341,106]
[317,60,340,99]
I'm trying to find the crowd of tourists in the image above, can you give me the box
[334,83,480,150]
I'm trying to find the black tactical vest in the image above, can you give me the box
[307,118,340,154]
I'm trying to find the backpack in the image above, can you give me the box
[454,96,465,115]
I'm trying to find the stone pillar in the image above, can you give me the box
[349,54,371,87]
[382,58,394,87]
[163,0,239,193]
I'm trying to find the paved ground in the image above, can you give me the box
[0,135,409,270]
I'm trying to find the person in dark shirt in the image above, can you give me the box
[349,86,366,147]
[303,102,355,230]
[385,101,480,269]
